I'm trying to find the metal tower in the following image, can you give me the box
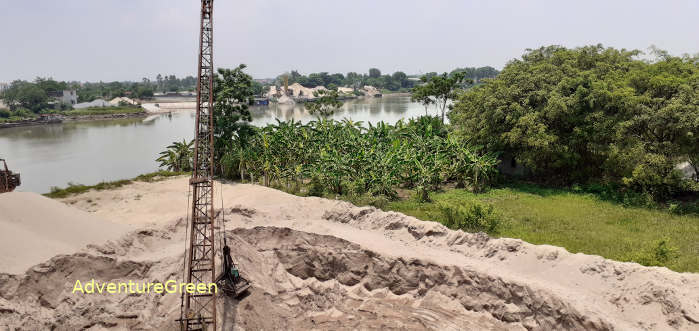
[181,0,216,329]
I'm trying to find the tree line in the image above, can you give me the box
[0,74,205,115]
[277,66,499,92]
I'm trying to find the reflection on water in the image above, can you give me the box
[250,95,435,125]
[0,95,438,193]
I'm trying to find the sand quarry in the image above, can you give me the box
[1,176,698,330]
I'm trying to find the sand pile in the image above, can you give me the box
[1,178,698,330]
[0,192,131,274]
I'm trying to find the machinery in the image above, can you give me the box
[0,159,20,193]
[178,1,250,330]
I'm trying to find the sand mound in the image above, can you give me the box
[1,179,698,330]
[0,192,132,274]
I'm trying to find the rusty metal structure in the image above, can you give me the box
[179,0,217,329]
[0,159,20,193]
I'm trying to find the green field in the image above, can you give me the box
[61,106,144,116]
[385,184,699,273]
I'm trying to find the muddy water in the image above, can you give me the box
[0,95,439,193]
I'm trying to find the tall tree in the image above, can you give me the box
[411,72,469,123]
[213,64,255,162]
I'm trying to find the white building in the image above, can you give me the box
[58,90,77,105]
[48,90,78,106]
[0,82,8,93]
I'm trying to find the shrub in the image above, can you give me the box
[14,108,35,118]
[626,238,679,267]
[347,194,390,210]
[308,175,324,197]
[0,109,10,118]
[414,185,430,202]
[437,200,501,234]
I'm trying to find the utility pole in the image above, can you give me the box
[180,0,216,330]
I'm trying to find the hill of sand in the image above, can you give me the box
[0,177,698,330]
[0,192,132,274]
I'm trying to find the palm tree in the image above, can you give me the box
[156,139,193,172]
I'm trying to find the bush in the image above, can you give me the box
[0,109,10,118]
[625,238,679,267]
[308,175,324,197]
[347,194,390,210]
[437,200,501,234]
[14,108,35,118]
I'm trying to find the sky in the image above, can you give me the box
[0,0,697,82]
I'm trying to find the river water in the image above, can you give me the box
[0,95,440,193]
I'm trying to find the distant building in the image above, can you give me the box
[47,90,78,106]
[0,82,8,93]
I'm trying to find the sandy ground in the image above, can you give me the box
[0,192,132,274]
[1,176,698,330]
[141,102,196,114]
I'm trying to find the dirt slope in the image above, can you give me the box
[0,178,697,330]
[0,192,131,274]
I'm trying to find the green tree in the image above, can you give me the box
[392,71,408,88]
[411,72,469,123]
[306,90,343,117]
[213,64,255,163]
[369,68,382,78]
[2,81,49,112]
[450,45,698,199]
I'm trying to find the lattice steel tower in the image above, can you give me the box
[181,0,216,329]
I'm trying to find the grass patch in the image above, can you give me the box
[62,106,144,116]
[386,183,699,273]
[45,170,187,198]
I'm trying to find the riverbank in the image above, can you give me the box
[0,106,148,129]
[2,176,696,329]
[44,170,187,198]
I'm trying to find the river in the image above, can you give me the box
[0,95,441,193]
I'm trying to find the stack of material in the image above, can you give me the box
[363,85,381,97]
[109,97,138,106]
[337,87,354,95]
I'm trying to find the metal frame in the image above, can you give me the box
[181,0,216,330]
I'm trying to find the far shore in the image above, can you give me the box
[0,111,148,129]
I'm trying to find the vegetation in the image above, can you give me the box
[45,171,187,198]
[153,74,196,93]
[387,183,699,272]
[59,106,144,116]
[157,140,194,172]
[450,45,699,200]
[77,80,155,102]
[412,72,471,123]
[305,90,344,117]
[450,66,500,84]
[278,66,498,92]
[159,114,499,202]
[1,79,57,112]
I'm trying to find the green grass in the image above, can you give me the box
[44,170,187,198]
[1,106,144,123]
[0,115,38,123]
[62,106,144,116]
[385,183,699,273]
